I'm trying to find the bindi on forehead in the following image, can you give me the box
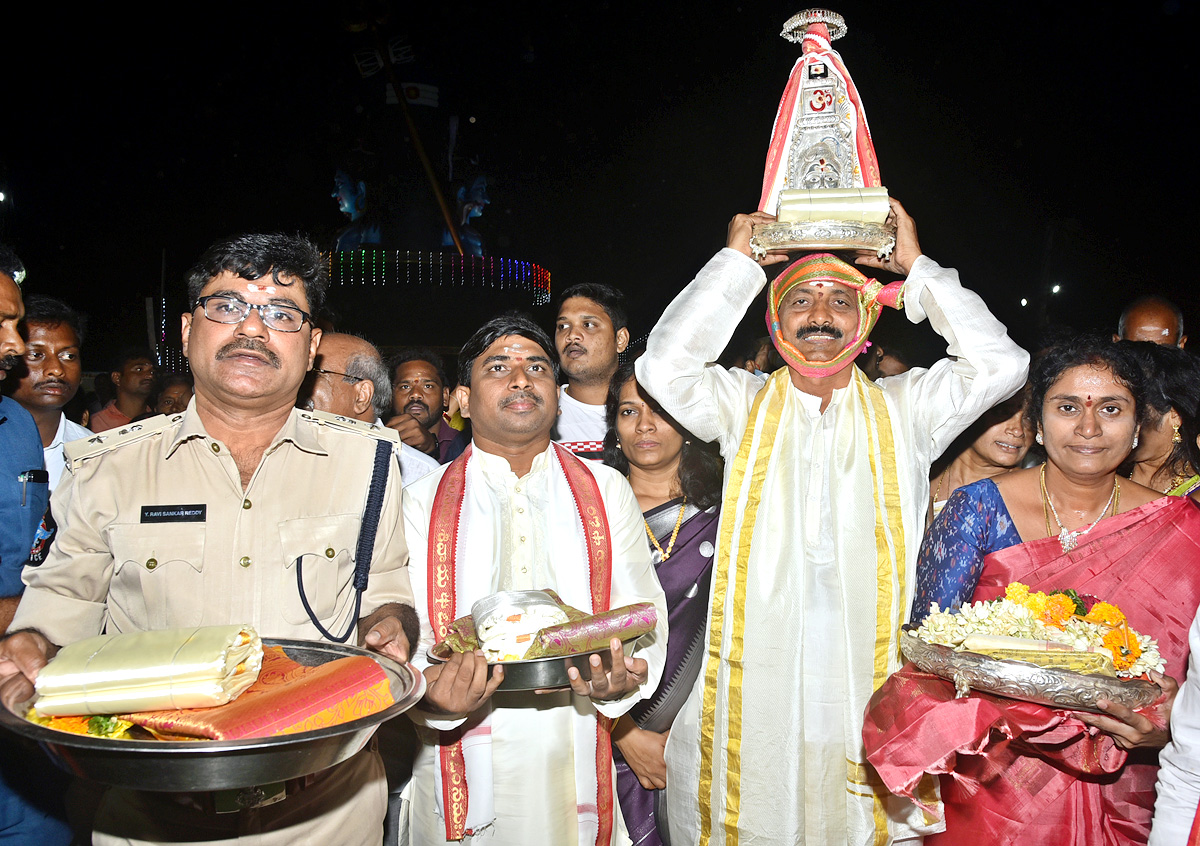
[1086,395,1092,408]
[244,282,278,295]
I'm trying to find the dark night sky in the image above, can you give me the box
[3,2,1197,368]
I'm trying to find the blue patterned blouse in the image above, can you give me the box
[910,478,1024,624]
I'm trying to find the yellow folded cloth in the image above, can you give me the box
[34,625,262,717]
[961,633,1117,676]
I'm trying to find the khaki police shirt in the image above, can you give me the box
[13,405,413,646]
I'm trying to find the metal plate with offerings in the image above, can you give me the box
[899,626,1161,714]
[0,638,425,792]
[427,589,648,692]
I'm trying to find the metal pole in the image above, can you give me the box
[368,22,464,256]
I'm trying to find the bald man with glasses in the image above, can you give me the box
[299,331,439,485]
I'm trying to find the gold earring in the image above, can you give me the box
[1174,423,1183,444]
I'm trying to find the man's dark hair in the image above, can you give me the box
[185,233,328,317]
[1026,334,1148,432]
[112,347,156,373]
[0,243,26,285]
[602,361,724,509]
[22,295,86,346]
[458,312,560,388]
[555,283,628,333]
[158,372,194,391]
[391,347,450,390]
[1118,294,1185,340]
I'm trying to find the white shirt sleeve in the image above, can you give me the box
[1150,606,1200,845]
[396,442,440,486]
[885,255,1030,458]
[635,248,767,448]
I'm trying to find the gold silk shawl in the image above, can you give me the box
[687,367,939,845]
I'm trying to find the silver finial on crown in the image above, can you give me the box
[781,9,847,43]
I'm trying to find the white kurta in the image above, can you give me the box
[1149,604,1200,845]
[636,248,1028,845]
[403,445,669,845]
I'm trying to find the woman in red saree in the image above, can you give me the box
[866,336,1200,845]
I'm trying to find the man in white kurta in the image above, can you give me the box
[636,203,1029,845]
[404,314,668,845]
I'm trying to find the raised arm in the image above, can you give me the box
[635,213,788,445]
[860,199,1029,457]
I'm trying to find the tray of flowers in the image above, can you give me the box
[901,583,1163,713]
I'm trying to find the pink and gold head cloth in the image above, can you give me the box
[767,252,904,378]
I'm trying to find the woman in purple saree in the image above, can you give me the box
[603,362,724,846]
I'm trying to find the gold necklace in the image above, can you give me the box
[1039,463,1119,553]
[932,467,950,504]
[1129,463,1193,493]
[646,496,687,561]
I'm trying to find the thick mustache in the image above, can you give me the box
[795,323,843,341]
[217,339,281,368]
[33,378,69,389]
[405,400,429,412]
[501,390,542,408]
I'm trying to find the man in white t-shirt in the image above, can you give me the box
[4,295,91,492]
[553,283,629,458]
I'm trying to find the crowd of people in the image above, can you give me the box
[1,199,1199,846]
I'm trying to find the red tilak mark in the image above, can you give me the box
[1085,395,1093,408]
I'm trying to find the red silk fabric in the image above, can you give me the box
[864,497,1200,845]
[123,646,393,740]
[757,21,882,212]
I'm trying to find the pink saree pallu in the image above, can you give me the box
[864,497,1200,845]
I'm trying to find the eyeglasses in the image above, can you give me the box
[194,295,311,333]
[310,367,366,383]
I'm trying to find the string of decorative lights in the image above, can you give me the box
[156,295,188,373]
[324,250,551,305]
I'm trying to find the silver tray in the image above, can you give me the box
[900,629,1161,714]
[428,638,640,693]
[750,219,896,259]
[0,638,425,792]
[470,588,560,626]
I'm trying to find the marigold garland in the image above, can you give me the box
[947,581,1161,676]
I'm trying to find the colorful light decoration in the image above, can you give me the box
[155,293,188,373]
[324,250,551,305]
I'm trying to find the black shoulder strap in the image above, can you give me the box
[297,438,393,643]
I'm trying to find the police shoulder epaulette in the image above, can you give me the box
[298,410,400,444]
[65,414,180,467]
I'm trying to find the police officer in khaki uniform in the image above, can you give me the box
[0,233,417,846]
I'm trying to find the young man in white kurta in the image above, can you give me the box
[403,316,667,845]
[635,204,1029,845]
